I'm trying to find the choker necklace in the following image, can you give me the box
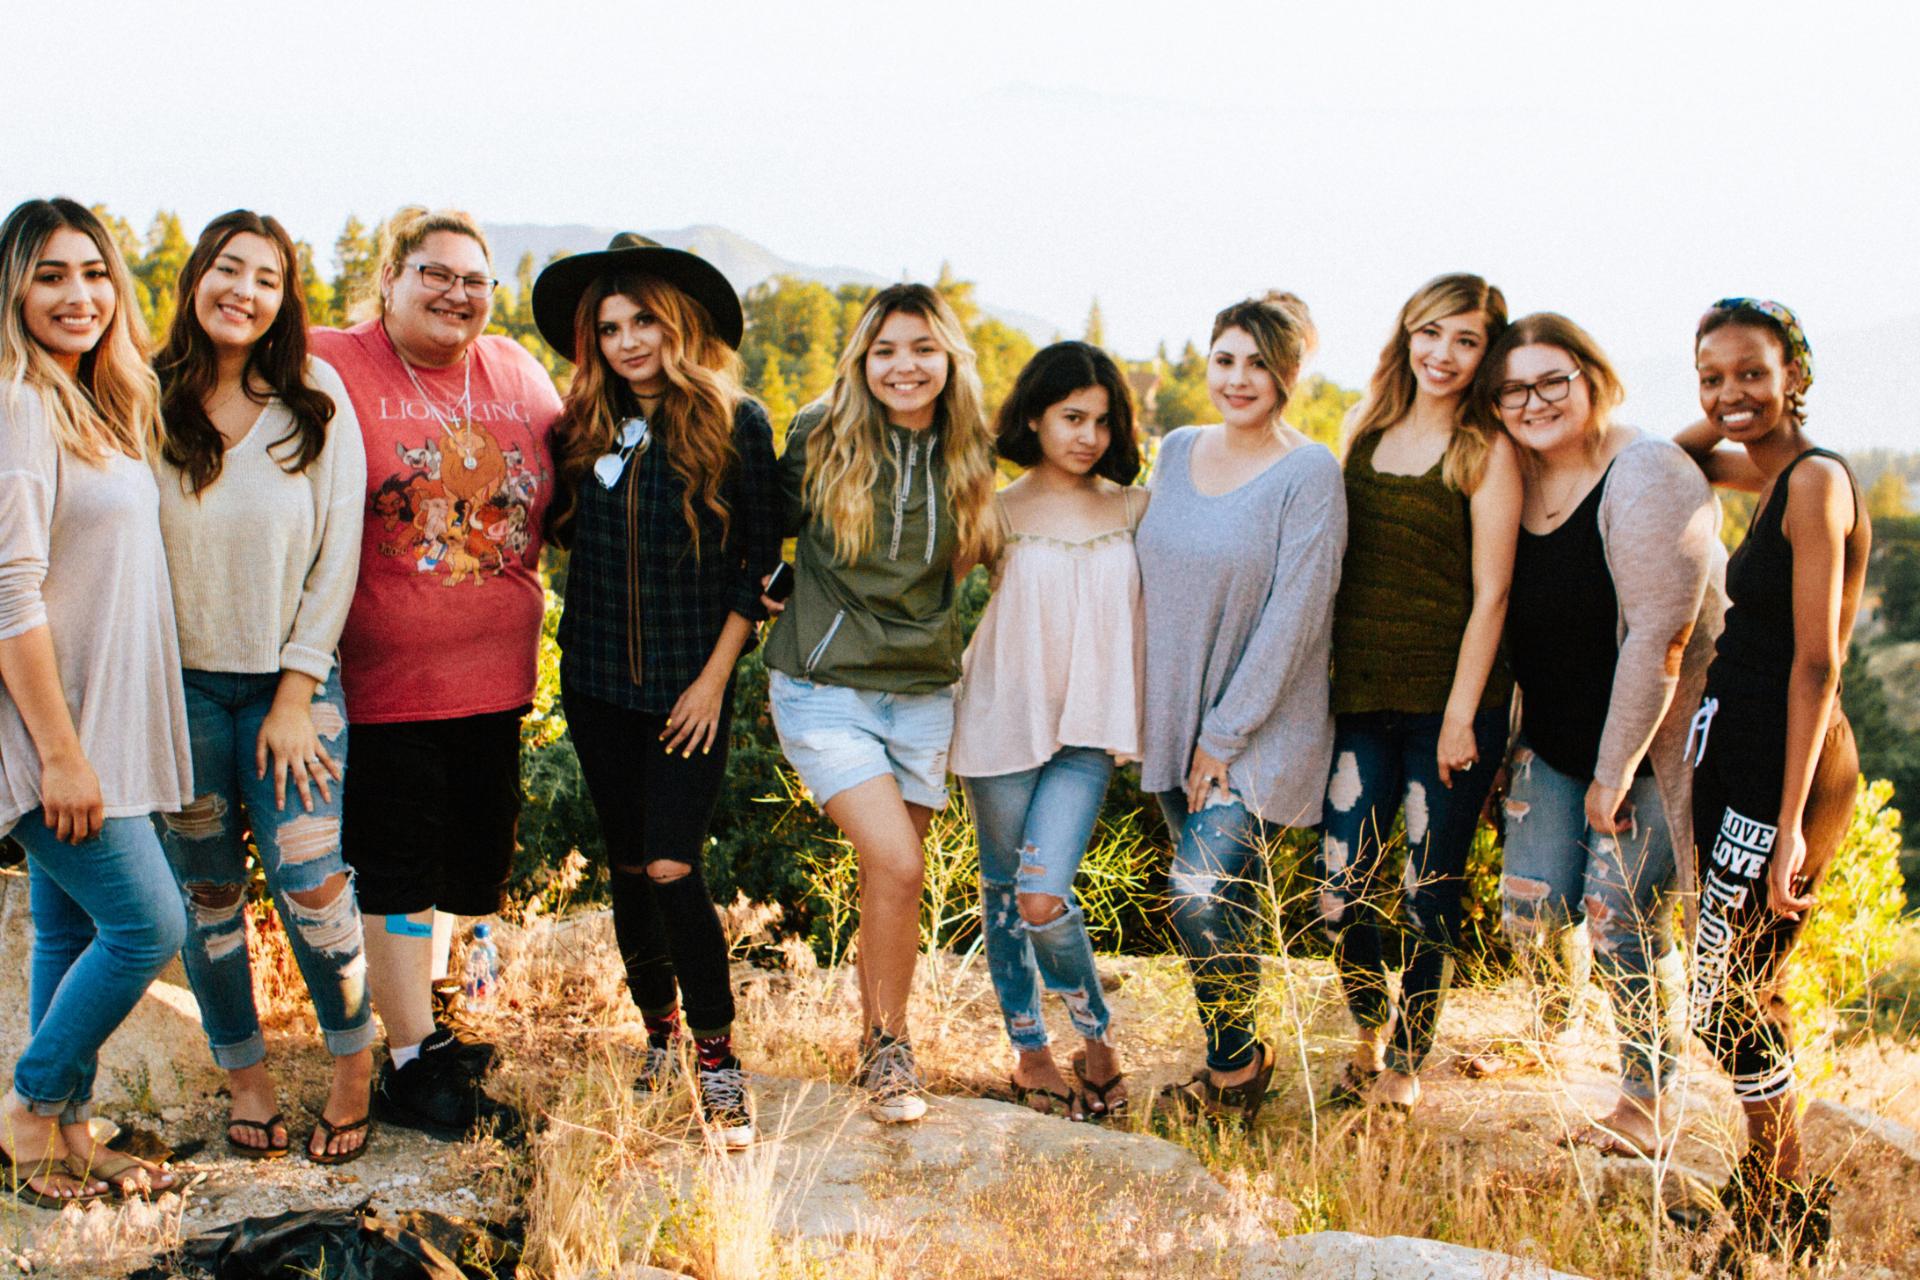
[386,325,479,471]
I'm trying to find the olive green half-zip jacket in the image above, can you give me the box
[763,405,963,694]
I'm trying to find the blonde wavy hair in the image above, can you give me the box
[352,205,492,322]
[549,273,746,554]
[1345,273,1508,493]
[802,283,997,567]
[0,198,159,462]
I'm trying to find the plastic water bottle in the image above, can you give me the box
[463,924,499,1008]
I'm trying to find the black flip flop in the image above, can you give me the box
[225,1112,290,1160]
[1069,1050,1129,1121]
[1008,1077,1079,1118]
[306,1110,373,1166]
[1325,1061,1380,1110]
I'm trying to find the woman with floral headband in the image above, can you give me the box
[1675,298,1867,1270]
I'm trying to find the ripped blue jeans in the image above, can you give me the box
[963,748,1115,1052]
[1156,789,1275,1073]
[1500,740,1679,1101]
[158,670,373,1069]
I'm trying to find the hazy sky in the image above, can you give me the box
[6,0,1917,446]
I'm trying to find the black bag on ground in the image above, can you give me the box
[127,1198,521,1280]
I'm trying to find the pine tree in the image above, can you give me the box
[758,349,799,440]
[296,241,336,326]
[136,212,192,338]
[334,216,378,321]
[1083,297,1107,349]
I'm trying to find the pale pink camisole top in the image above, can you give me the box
[949,489,1146,778]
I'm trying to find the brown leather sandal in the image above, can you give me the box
[1158,1041,1277,1126]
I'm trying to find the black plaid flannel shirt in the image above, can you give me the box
[557,400,781,714]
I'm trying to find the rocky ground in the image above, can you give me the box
[2,902,1917,1277]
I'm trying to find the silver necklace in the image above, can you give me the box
[392,333,479,471]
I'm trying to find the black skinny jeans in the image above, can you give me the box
[563,685,736,1035]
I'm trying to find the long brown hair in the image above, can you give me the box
[0,197,159,462]
[802,283,998,567]
[1346,273,1508,493]
[549,272,745,553]
[155,210,334,494]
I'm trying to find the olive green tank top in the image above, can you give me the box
[1330,429,1513,716]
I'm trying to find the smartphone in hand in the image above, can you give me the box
[763,562,795,603]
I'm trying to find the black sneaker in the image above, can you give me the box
[430,979,497,1077]
[376,1029,521,1142]
[1711,1149,1835,1275]
[634,1038,682,1094]
[697,1056,755,1149]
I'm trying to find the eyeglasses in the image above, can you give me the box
[593,418,650,488]
[407,262,499,297]
[1494,367,1583,410]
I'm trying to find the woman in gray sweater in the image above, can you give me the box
[1136,292,1346,1123]
[1480,313,1725,1160]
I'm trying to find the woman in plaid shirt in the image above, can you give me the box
[534,235,779,1149]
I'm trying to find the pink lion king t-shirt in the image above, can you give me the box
[312,321,561,725]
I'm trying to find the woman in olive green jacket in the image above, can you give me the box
[764,283,998,1124]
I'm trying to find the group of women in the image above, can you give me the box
[0,196,1865,1268]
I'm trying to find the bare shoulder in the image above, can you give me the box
[1786,454,1854,523]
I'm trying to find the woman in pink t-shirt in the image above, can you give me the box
[310,206,559,1142]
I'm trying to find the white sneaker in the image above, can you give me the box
[864,1034,928,1124]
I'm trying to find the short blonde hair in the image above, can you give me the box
[1210,291,1318,412]
[353,205,491,322]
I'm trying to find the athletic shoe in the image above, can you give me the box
[633,1039,682,1094]
[697,1057,756,1149]
[863,1033,928,1124]
[375,1029,521,1142]
[1711,1148,1834,1275]
[430,979,496,1077]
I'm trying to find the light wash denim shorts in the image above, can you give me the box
[767,669,954,810]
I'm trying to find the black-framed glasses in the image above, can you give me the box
[1494,367,1583,410]
[407,261,498,297]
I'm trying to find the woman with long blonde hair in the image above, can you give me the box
[0,198,192,1205]
[533,235,780,1149]
[763,283,998,1123]
[1317,273,1520,1115]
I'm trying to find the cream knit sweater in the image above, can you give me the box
[152,357,365,681]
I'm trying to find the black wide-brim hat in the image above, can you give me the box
[532,232,746,359]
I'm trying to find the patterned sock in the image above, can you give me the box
[695,1030,734,1071]
[643,1005,681,1050]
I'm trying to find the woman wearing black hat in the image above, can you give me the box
[534,235,779,1148]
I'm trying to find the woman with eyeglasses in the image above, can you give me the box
[1479,313,1724,1161]
[310,206,560,1142]
[1673,300,1865,1268]
[531,235,778,1148]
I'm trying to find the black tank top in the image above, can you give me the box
[1708,447,1858,706]
[1509,461,1646,780]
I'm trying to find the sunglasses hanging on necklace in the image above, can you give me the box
[594,417,650,488]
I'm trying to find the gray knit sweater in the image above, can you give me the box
[1137,427,1347,827]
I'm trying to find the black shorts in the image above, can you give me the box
[341,706,529,917]
[560,685,731,870]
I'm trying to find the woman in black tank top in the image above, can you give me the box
[1675,298,1869,1268]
